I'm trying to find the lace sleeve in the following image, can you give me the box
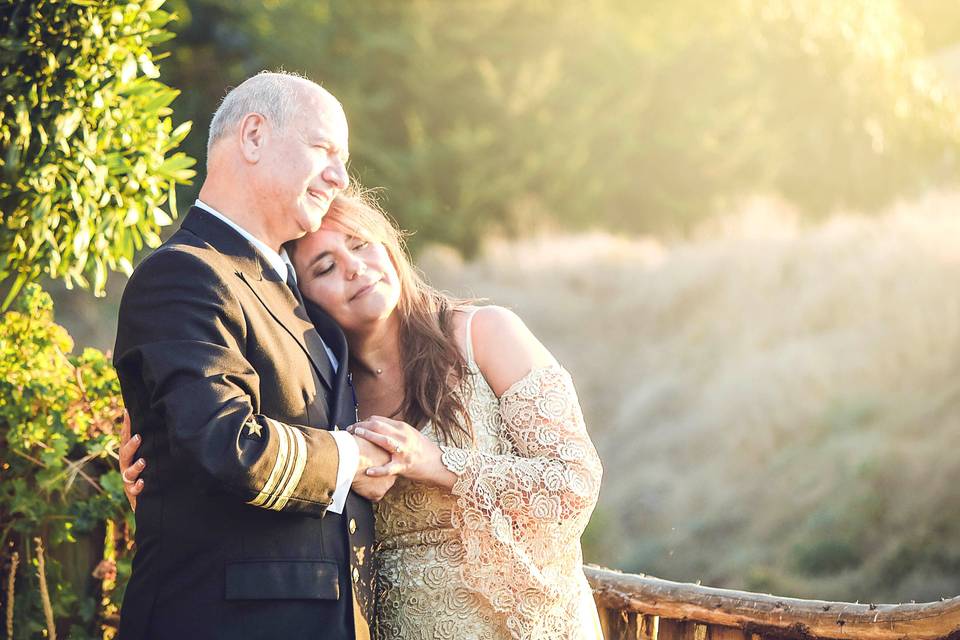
[438,365,603,639]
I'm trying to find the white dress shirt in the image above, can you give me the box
[194,199,359,514]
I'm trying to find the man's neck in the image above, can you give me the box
[197,186,282,253]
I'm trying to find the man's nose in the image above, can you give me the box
[323,159,349,190]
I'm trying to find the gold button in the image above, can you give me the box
[352,567,359,583]
[349,518,357,534]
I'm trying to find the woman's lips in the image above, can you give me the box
[350,279,380,301]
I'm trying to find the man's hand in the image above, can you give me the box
[350,433,396,502]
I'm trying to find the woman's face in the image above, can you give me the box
[291,228,401,332]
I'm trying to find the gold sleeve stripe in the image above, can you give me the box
[263,420,301,511]
[247,418,290,507]
[262,418,297,509]
[271,426,307,512]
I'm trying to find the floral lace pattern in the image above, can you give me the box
[373,362,603,640]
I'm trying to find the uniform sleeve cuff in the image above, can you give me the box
[328,430,359,514]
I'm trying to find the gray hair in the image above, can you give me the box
[206,70,314,160]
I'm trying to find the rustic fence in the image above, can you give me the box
[586,566,960,640]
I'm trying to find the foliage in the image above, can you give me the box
[0,0,192,635]
[0,0,196,308]
[419,190,960,602]
[0,284,130,639]
[157,0,960,254]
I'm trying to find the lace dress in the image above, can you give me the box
[372,311,604,640]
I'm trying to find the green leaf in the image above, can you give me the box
[142,87,177,113]
[72,225,90,256]
[169,120,192,143]
[139,55,160,79]
[120,54,138,84]
[124,204,140,225]
[1,272,29,311]
[152,206,172,226]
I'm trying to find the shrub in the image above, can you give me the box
[0,284,129,639]
[0,0,195,308]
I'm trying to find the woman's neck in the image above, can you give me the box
[347,314,403,379]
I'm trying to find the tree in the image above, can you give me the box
[0,0,195,308]
[158,0,960,254]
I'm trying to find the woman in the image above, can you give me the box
[120,188,604,640]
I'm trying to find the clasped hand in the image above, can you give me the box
[349,416,449,488]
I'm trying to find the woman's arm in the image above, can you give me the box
[469,305,558,396]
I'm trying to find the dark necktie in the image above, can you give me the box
[285,262,306,308]
[285,262,337,383]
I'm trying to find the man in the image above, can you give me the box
[114,71,394,639]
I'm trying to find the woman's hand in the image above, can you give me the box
[118,411,145,511]
[349,416,455,489]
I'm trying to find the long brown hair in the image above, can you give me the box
[308,186,474,445]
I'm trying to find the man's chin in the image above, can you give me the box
[299,210,329,234]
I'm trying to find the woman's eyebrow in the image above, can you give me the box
[306,250,333,270]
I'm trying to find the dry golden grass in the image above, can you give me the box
[418,191,960,604]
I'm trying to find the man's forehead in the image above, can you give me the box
[298,94,347,137]
[300,86,344,117]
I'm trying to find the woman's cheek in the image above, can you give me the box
[314,283,344,312]
[303,282,327,308]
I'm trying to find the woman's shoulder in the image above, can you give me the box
[454,305,557,397]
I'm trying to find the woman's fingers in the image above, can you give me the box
[128,478,145,496]
[353,426,404,454]
[125,478,141,512]
[119,435,141,469]
[351,417,402,438]
[119,413,141,469]
[121,457,146,484]
[366,461,406,477]
[370,416,409,431]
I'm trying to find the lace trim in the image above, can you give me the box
[439,365,603,639]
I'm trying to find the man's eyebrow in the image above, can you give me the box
[312,135,349,162]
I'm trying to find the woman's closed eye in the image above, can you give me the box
[309,238,371,278]
[314,261,335,277]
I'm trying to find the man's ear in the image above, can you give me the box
[239,112,268,162]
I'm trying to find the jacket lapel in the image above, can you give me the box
[181,207,335,390]
[239,270,335,390]
[305,300,352,424]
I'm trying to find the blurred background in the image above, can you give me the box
[44,0,960,604]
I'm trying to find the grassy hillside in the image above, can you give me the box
[419,191,960,604]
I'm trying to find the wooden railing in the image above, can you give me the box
[586,566,960,640]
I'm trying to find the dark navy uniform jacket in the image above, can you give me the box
[114,207,375,639]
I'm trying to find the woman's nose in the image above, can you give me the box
[347,258,366,280]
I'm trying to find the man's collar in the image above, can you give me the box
[194,199,294,281]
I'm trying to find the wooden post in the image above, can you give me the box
[616,612,658,640]
[658,619,698,639]
[599,606,630,639]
